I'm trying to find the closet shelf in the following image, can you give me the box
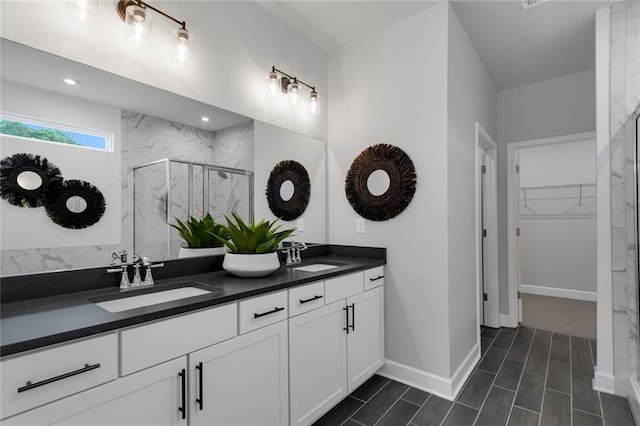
[519,183,596,220]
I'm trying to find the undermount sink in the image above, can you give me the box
[293,263,341,272]
[91,283,218,313]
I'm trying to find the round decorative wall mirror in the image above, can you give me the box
[345,144,417,221]
[16,171,44,191]
[279,180,295,202]
[366,169,391,196]
[266,160,310,221]
[45,179,106,229]
[0,153,62,207]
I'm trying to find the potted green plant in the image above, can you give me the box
[170,213,229,258]
[213,212,295,277]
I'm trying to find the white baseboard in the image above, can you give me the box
[520,284,597,302]
[593,369,616,394]
[378,343,480,401]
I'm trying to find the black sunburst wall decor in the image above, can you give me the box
[0,153,106,229]
[345,144,417,221]
[266,160,311,221]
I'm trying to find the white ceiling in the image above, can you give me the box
[256,0,616,90]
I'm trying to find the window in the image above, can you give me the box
[0,114,112,152]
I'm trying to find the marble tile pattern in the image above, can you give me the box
[609,0,640,399]
[1,113,254,275]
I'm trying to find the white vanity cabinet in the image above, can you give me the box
[189,321,289,426]
[2,356,188,426]
[289,269,385,426]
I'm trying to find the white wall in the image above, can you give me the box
[254,121,326,243]
[446,5,497,375]
[328,3,496,394]
[328,3,451,380]
[0,1,328,141]
[0,81,121,250]
[497,70,596,313]
[519,141,596,187]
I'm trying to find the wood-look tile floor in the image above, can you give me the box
[312,326,636,426]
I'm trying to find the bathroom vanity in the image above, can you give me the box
[0,248,385,426]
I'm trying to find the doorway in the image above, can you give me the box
[507,132,597,338]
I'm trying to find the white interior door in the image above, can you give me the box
[515,152,523,323]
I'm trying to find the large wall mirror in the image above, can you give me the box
[0,39,326,276]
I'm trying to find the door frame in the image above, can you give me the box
[505,131,596,327]
[475,123,499,329]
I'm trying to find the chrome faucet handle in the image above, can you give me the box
[141,257,164,286]
[110,250,128,265]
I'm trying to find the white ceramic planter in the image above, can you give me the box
[178,246,227,258]
[223,252,281,277]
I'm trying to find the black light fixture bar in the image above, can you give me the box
[116,0,187,30]
[271,66,315,91]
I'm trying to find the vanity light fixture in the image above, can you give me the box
[268,66,320,116]
[116,0,190,62]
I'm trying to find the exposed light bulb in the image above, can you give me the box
[171,27,190,63]
[288,80,300,107]
[66,0,98,25]
[63,78,78,86]
[125,4,152,47]
[268,71,279,97]
[309,90,320,116]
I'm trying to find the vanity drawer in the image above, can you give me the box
[324,272,364,304]
[120,303,237,376]
[288,282,325,317]
[1,333,118,420]
[238,290,288,334]
[364,266,385,290]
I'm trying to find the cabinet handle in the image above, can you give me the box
[369,275,384,282]
[195,362,204,411]
[299,295,323,304]
[17,363,101,393]
[350,303,355,331]
[178,369,186,419]
[343,306,349,334]
[254,306,285,318]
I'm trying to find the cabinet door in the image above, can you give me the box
[347,286,385,393]
[2,357,188,426]
[289,301,348,426]
[190,321,288,426]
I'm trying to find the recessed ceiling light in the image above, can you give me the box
[201,116,210,122]
[63,78,78,86]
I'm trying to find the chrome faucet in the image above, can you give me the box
[285,242,307,265]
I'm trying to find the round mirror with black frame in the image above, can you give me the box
[345,143,417,221]
[44,179,106,229]
[0,153,63,208]
[266,160,310,221]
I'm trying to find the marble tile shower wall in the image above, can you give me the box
[610,0,640,397]
[0,113,254,276]
[123,112,254,264]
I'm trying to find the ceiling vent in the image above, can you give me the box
[522,0,551,10]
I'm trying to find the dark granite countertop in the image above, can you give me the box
[0,253,385,358]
